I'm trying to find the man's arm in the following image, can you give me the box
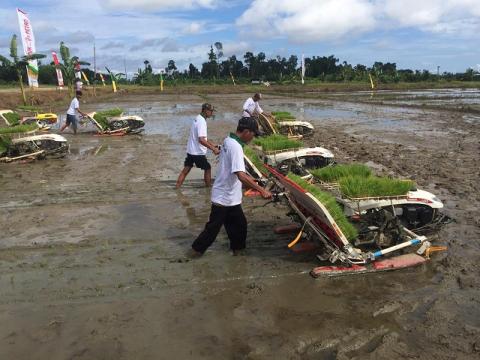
[236,171,272,199]
[199,137,220,155]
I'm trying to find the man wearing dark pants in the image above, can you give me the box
[190,117,272,256]
[176,103,219,188]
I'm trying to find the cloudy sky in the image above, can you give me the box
[1,0,479,77]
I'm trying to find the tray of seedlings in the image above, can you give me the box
[271,111,314,137]
[85,108,145,135]
[245,134,334,180]
[0,108,55,130]
[0,123,68,163]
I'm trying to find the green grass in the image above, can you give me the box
[287,173,358,241]
[339,175,415,198]
[310,164,372,182]
[3,112,21,126]
[0,123,38,134]
[253,134,303,152]
[93,108,123,129]
[16,105,43,112]
[244,146,268,175]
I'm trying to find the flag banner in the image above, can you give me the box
[81,71,90,85]
[17,8,39,87]
[99,73,106,86]
[301,54,305,85]
[52,52,64,87]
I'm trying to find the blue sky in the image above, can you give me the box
[1,0,479,77]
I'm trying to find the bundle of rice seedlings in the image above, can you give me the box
[0,123,38,134]
[272,111,296,122]
[0,136,12,155]
[3,112,21,126]
[339,175,415,198]
[310,164,372,183]
[287,173,358,241]
[93,108,123,129]
[253,134,303,152]
[244,146,267,175]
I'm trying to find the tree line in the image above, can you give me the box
[1,41,479,87]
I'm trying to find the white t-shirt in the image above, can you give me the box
[211,135,246,206]
[242,97,263,117]
[67,98,80,116]
[186,114,208,155]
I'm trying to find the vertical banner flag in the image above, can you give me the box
[17,8,39,87]
[52,52,64,87]
[301,54,305,85]
[81,71,90,85]
[99,73,106,86]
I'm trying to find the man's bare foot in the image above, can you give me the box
[186,248,203,259]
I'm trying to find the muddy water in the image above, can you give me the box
[1,92,479,359]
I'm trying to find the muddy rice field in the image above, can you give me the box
[0,90,479,359]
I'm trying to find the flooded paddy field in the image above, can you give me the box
[0,91,479,359]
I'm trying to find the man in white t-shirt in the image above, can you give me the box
[176,103,220,188]
[242,93,263,117]
[189,117,272,257]
[60,91,87,135]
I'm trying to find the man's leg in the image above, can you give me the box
[192,204,227,254]
[176,167,191,188]
[224,205,247,252]
[204,168,212,187]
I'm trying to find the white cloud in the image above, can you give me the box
[238,0,480,42]
[101,0,220,11]
[183,22,203,34]
[237,0,376,42]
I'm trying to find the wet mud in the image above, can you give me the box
[0,91,479,359]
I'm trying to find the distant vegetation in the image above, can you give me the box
[1,41,479,87]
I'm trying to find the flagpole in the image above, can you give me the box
[93,40,96,97]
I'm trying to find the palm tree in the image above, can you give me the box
[0,35,46,105]
[58,41,90,96]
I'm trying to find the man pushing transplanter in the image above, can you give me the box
[176,103,220,188]
[242,93,263,118]
[188,117,272,258]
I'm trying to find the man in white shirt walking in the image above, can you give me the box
[60,91,87,135]
[189,117,272,257]
[176,103,220,189]
[242,93,263,118]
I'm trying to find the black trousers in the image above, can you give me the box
[192,204,247,253]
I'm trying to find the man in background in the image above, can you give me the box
[60,90,87,135]
[176,103,220,188]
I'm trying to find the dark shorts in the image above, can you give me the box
[184,153,211,170]
[66,114,78,130]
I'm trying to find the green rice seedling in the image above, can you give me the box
[3,112,21,126]
[271,111,292,116]
[310,164,372,183]
[244,146,268,175]
[0,123,38,134]
[272,111,296,122]
[287,173,358,241]
[253,134,303,152]
[0,136,12,155]
[339,175,415,198]
[93,108,123,129]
